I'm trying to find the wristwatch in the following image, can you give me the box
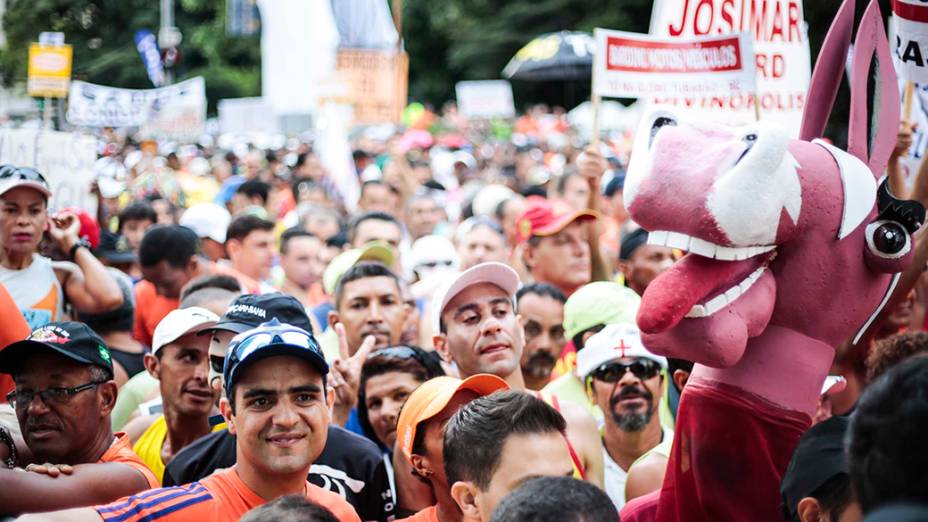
[69,237,93,261]
[0,425,17,469]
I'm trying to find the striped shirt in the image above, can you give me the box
[95,466,360,522]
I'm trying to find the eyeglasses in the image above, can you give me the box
[7,381,105,409]
[0,165,49,186]
[591,359,660,382]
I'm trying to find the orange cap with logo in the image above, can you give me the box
[397,374,509,461]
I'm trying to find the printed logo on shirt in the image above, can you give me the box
[21,309,52,330]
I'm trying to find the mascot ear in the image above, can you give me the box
[799,0,854,143]
[800,0,898,178]
[847,0,900,176]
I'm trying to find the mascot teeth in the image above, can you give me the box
[684,265,767,318]
[647,230,776,260]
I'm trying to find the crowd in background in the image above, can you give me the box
[0,102,924,521]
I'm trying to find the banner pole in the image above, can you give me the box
[753,92,761,121]
[903,81,915,128]
[43,97,52,129]
[591,94,601,147]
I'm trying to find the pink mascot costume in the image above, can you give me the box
[624,0,925,520]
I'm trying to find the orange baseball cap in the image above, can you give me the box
[516,196,597,244]
[397,374,509,460]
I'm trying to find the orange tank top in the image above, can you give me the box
[99,432,161,489]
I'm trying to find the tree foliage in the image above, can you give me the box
[0,0,260,112]
[0,0,893,120]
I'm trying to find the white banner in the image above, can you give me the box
[593,29,755,98]
[455,80,516,119]
[66,77,206,137]
[0,130,97,213]
[649,0,811,135]
[893,0,928,82]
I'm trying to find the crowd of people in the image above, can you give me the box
[0,101,924,521]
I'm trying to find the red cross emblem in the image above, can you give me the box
[615,339,628,358]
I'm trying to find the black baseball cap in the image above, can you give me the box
[619,227,650,261]
[780,416,850,520]
[206,293,313,335]
[223,319,328,399]
[96,230,137,264]
[0,322,114,379]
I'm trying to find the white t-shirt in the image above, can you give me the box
[603,427,674,510]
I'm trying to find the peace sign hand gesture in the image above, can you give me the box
[329,323,377,426]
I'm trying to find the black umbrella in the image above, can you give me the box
[502,31,594,81]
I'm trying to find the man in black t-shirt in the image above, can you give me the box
[162,293,396,522]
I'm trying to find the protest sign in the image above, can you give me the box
[335,49,408,124]
[649,0,811,135]
[455,80,516,119]
[27,43,72,98]
[67,77,206,139]
[218,97,279,134]
[893,0,928,84]
[593,29,755,98]
[0,130,97,213]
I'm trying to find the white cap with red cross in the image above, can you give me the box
[576,324,668,380]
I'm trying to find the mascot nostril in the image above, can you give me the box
[648,116,676,148]
[630,1,927,521]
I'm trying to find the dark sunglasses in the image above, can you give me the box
[591,359,660,382]
[369,345,429,367]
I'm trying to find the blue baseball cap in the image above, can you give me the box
[223,319,328,399]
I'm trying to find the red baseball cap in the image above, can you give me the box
[59,207,101,250]
[516,196,597,244]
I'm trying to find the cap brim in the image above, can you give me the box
[419,374,509,424]
[532,210,598,237]
[0,181,52,198]
[431,262,520,335]
[0,341,98,375]
[198,320,255,336]
[399,374,509,459]
[359,241,396,265]
[99,251,137,264]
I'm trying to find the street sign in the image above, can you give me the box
[38,32,65,46]
[27,43,72,98]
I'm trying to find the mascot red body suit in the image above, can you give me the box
[624,0,926,519]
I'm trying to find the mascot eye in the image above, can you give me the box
[736,134,757,164]
[649,116,677,148]
[865,220,911,259]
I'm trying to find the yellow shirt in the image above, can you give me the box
[133,415,226,483]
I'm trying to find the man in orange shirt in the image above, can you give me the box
[135,226,211,346]
[394,375,509,522]
[0,322,159,516]
[22,321,360,522]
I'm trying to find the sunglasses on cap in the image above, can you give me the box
[591,359,661,382]
[227,329,321,369]
[0,165,49,186]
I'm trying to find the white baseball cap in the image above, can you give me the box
[576,324,667,381]
[180,203,231,244]
[152,307,220,355]
[430,262,520,336]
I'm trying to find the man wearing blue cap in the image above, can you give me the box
[22,321,360,522]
